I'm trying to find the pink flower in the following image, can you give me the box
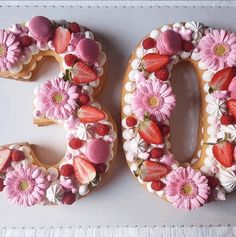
[4,164,48,206]
[165,167,210,210]
[0,29,21,71]
[131,79,176,121]
[35,78,79,120]
[199,29,236,71]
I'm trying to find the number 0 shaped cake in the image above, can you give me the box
[0,16,117,206]
[122,22,236,210]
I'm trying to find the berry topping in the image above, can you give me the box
[126,116,137,127]
[154,68,169,81]
[151,180,165,191]
[0,178,4,192]
[0,148,11,172]
[150,148,164,159]
[69,138,83,149]
[69,22,81,33]
[220,114,235,125]
[64,54,78,67]
[19,35,33,47]
[60,164,75,176]
[142,53,170,72]
[78,93,90,106]
[95,123,110,136]
[207,176,220,189]
[160,124,170,136]
[182,41,194,52]
[227,99,236,120]
[53,26,71,54]
[142,37,156,49]
[95,163,107,174]
[11,149,25,162]
[62,191,76,205]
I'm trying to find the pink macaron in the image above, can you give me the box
[157,30,182,55]
[86,138,110,164]
[28,16,53,42]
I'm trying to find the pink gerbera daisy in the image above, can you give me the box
[165,167,210,210]
[4,164,48,206]
[0,29,21,71]
[131,79,176,121]
[199,29,236,71]
[35,78,79,120]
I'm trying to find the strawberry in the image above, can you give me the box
[20,35,33,47]
[53,26,71,54]
[182,41,194,52]
[212,141,234,167]
[69,22,81,33]
[154,68,169,81]
[72,61,97,84]
[142,53,170,72]
[69,138,83,149]
[150,148,164,159]
[0,148,11,172]
[209,67,235,92]
[73,156,96,184]
[62,191,76,205]
[77,105,106,123]
[126,116,137,127]
[138,120,163,144]
[220,114,235,125]
[142,37,156,49]
[0,178,4,192]
[95,163,107,174]
[207,176,219,189]
[10,149,25,162]
[227,99,236,120]
[95,123,110,136]
[78,93,90,105]
[140,160,169,182]
[151,180,165,191]
[64,54,78,67]
[60,164,75,176]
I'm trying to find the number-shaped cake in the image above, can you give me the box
[0,16,117,206]
[122,22,236,210]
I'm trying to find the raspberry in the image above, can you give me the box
[95,163,107,174]
[160,124,170,136]
[182,41,194,52]
[154,68,169,81]
[126,116,137,127]
[150,148,164,159]
[78,93,90,106]
[64,54,78,67]
[0,178,4,192]
[11,149,25,162]
[60,164,74,176]
[95,123,110,136]
[142,37,156,49]
[151,180,165,191]
[69,22,81,33]
[69,138,83,149]
[62,191,76,205]
[220,114,235,125]
[20,35,33,47]
[207,176,219,189]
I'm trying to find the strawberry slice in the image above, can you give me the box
[227,99,236,119]
[212,141,234,167]
[140,160,169,182]
[53,27,71,54]
[142,53,170,72]
[138,120,163,144]
[73,156,96,184]
[0,148,11,172]
[72,61,97,84]
[209,67,235,92]
[77,105,106,123]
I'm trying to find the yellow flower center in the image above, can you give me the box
[181,183,193,196]
[0,44,6,57]
[214,44,228,57]
[148,96,159,107]
[19,180,29,191]
[53,93,64,104]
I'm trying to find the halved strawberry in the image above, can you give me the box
[72,61,97,84]
[212,141,234,167]
[209,67,235,92]
[142,53,170,72]
[138,120,163,144]
[73,156,96,184]
[227,99,236,119]
[0,148,11,172]
[140,160,169,182]
[53,27,71,54]
[77,105,106,123]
